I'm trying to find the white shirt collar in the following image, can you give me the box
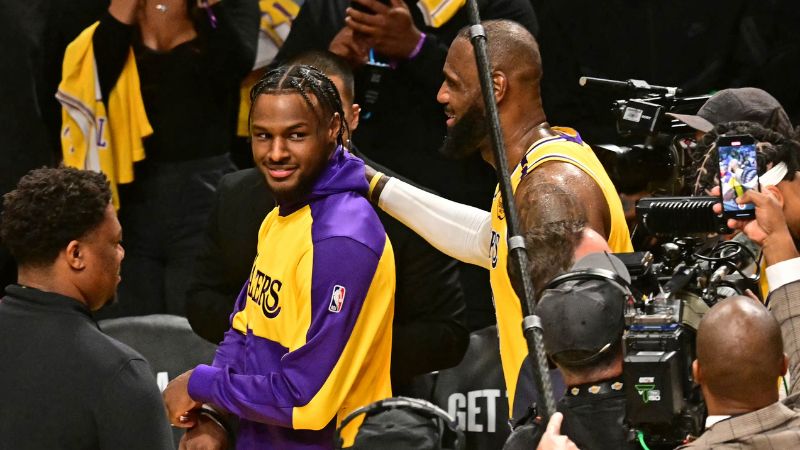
[705,415,731,429]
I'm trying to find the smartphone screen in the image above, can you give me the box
[718,135,758,218]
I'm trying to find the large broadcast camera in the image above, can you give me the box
[616,233,760,449]
[579,77,710,195]
[578,77,765,448]
[576,76,766,448]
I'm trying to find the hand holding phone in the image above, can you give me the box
[345,0,422,60]
[350,0,391,14]
[717,134,759,219]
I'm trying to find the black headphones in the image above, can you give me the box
[543,267,635,306]
[333,396,465,450]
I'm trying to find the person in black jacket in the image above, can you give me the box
[271,0,538,331]
[90,0,259,319]
[186,50,469,391]
[0,167,172,450]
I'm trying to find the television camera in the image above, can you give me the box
[617,231,761,449]
[579,77,710,195]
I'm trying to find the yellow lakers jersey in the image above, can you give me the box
[58,21,151,209]
[489,127,632,418]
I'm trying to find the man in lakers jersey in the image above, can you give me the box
[368,20,632,423]
[164,65,395,449]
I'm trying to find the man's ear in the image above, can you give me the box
[64,240,86,270]
[766,184,786,208]
[692,359,703,384]
[350,104,361,132]
[781,353,789,377]
[492,71,508,104]
[329,112,343,142]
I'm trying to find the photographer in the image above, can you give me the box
[693,121,800,244]
[678,88,797,197]
[502,181,623,450]
[671,88,794,142]
[679,189,800,448]
[527,252,635,450]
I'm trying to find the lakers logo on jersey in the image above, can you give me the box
[248,267,283,319]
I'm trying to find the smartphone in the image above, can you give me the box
[717,134,758,219]
[350,0,391,14]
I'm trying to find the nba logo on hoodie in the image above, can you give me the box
[329,285,346,313]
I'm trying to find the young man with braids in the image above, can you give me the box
[163,65,395,449]
[186,50,468,392]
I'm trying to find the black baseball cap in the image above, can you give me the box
[536,252,630,367]
[667,87,793,135]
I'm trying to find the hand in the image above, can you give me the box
[537,413,580,450]
[163,369,202,428]
[179,414,229,450]
[329,27,370,68]
[345,0,423,60]
[711,186,798,266]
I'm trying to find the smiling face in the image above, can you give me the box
[437,38,489,160]
[251,92,340,205]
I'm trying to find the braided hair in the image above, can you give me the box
[688,121,800,195]
[249,64,349,147]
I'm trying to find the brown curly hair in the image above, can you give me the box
[1,167,111,266]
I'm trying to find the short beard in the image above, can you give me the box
[439,102,489,160]
[267,153,331,207]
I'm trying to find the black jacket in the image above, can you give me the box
[186,161,470,388]
[0,285,173,449]
[505,378,634,450]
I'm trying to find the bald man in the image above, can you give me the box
[367,19,631,421]
[695,296,786,413]
[680,188,800,448]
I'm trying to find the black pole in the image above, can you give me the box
[464,1,556,419]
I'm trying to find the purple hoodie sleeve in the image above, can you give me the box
[209,282,249,373]
[187,237,382,428]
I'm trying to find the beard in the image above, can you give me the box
[266,155,330,207]
[439,102,489,160]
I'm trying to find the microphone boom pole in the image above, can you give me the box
[464,1,557,420]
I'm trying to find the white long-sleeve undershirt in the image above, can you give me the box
[377,177,492,269]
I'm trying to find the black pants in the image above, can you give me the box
[96,154,236,319]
